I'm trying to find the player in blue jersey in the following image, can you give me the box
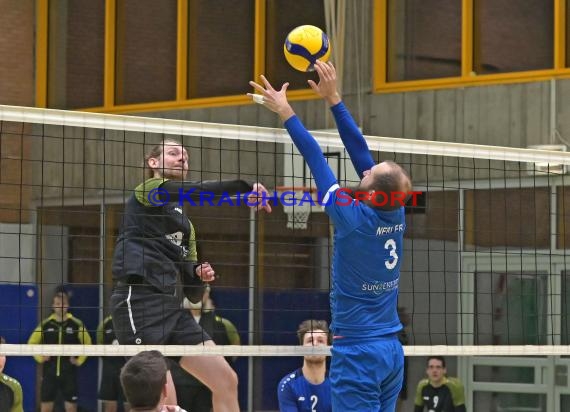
[249,60,411,411]
[277,320,331,412]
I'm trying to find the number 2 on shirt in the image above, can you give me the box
[310,395,318,411]
[384,239,398,270]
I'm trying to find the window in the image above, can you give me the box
[187,0,255,99]
[115,0,177,105]
[386,0,462,82]
[465,188,550,249]
[376,0,561,92]
[265,0,327,90]
[473,0,553,75]
[39,0,327,112]
[47,0,105,109]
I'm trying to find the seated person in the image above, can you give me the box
[277,320,331,412]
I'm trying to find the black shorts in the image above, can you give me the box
[99,360,125,401]
[41,371,77,403]
[111,285,211,345]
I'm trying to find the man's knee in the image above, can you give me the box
[224,368,239,389]
[213,367,238,394]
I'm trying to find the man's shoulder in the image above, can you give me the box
[0,373,22,390]
[445,377,464,388]
[278,368,303,390]
[134,178,168,205]
[39,314,58,327]
[444,376,465,396]
[416,378,430,390]
[102,315,113,327]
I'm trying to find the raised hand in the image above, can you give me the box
[248,75,295,121]
[248,182,273,213]
[308,61,341,106]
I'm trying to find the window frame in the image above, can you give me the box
[374,0,569,93]
[35,0,319,114]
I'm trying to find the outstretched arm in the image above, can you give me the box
[309,61,375,178]
[135,178,271,213]
[248,76,337,193]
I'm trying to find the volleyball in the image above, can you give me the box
[283,25,331,72]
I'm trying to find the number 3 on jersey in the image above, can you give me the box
[384,239,398,270]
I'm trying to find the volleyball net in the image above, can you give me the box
[1,104,570,408]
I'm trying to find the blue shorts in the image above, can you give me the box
[330,335,404,412]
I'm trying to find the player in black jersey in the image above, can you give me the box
[0,336,23,412]
[111,138,271,412]
[28,288,92,412]
[414,356,466,412]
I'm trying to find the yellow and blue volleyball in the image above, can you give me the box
[283,25,331,72]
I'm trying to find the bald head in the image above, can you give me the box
[361,161,412,211]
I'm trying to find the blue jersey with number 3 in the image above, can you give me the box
[283,101,405,411]
[324,189,405,338]
[277,368,332,412]
[283,102,405,339]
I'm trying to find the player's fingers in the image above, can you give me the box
[328,63,337,79]
[253,182,268,192]
[314,64,326,81]
[248,81,266,94]
[307,79,318,92]
[279,82,289,93]
[318,60,333,80]
[260,75,275,91]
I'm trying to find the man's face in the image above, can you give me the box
[154,142,189,180]
[303,329,328,363]
[52,294,69,318]
[0,354,5,373]
[426,359,446,384]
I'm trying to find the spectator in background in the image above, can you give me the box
[28,287,92,412]
[277,320,331,412]
[120,350,184,412]
[0,336,23,412]
[170,285,241,412]
[97,315,129,412]
[414,356,466,412]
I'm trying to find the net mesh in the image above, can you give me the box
[2,104,570,410]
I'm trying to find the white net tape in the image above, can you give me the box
[3,344,570,357]
[2,104,570,165]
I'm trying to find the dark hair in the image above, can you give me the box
[297,319,331,345]
[0,336,5,344]
[53,284,69,297]
[52,286,70,304]
[427,356,446,368]
[369,161,412,211]
[144,138,184,178]
[120,350,168,409]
